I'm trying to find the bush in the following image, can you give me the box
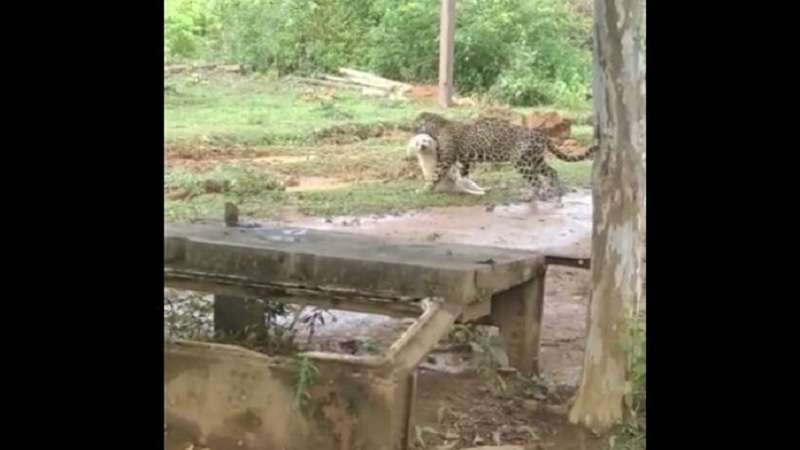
[208,0,377,73]
[165,0,593,107]
[363,0,591,106]
[165,0,221,59]
[364,1,440,82]
[488,0,592,107]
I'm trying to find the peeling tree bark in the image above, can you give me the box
[568,0,646,432]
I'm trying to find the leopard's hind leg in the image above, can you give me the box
[538,163,565,207]
[514,145,544,209]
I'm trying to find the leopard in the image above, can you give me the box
[413,112,597,204]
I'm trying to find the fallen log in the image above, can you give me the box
[285,75,361,90]
[322,74,392,92]
[338,67,412,90]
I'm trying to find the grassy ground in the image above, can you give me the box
[165,70,593,222]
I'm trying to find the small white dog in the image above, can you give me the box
[406,134,486,195]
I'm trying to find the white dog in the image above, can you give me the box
[406,134,486,195]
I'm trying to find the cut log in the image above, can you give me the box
[338,68,412,90]
[322,74,392,92]
[285,76,361,90]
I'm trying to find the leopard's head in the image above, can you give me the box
[414,112,450,137]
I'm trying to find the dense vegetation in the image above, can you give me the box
[165,0,593,108]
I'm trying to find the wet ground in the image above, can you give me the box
[270,189,592,384]
[271,190,598,449]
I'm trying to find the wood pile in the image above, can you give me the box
[287,68,413,100]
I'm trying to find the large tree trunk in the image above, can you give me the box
[568,0,646,432]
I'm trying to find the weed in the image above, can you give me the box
[293,354,320,410]
[610,313,646,450]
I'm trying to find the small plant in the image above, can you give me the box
[611,313,646,450]
[447,324,509,392]
[293,354,320,410]
[414,425,439,449]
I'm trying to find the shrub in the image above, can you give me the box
[165,0,593,107]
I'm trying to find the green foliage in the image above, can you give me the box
[293,355,320,409]
[205,0,377,73]
[365,0,439,82]
[612,313,646,450]
[165,0,593,107]
[366,0,592,106]
[488,0,592,107]
[165,164,285,198]
[165,0,221,59]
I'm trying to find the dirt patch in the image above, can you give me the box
[408,84,440,105]
[406,84,478,107]
[310,121,410,144]
[526,112,573,142]
[412,371,605,450]
[285,176,354,192]
[166,146,245,161]
[165,150,314,172]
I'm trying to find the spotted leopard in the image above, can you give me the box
[413,112,597,203]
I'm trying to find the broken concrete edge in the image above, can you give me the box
[380,299,463,375]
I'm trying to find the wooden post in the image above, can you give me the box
[216,202,265,337]
[438,0,455,108]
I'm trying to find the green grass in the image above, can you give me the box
[165,71,593,222]
[166,72,478,147]
[165,159,591,221]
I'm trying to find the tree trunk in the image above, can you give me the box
[568,0,646,433]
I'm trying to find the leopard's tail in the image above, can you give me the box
[547,142,597,162]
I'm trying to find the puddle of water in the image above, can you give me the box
[279,190,592,253]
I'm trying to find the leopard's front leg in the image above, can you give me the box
[427,152,457,192]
